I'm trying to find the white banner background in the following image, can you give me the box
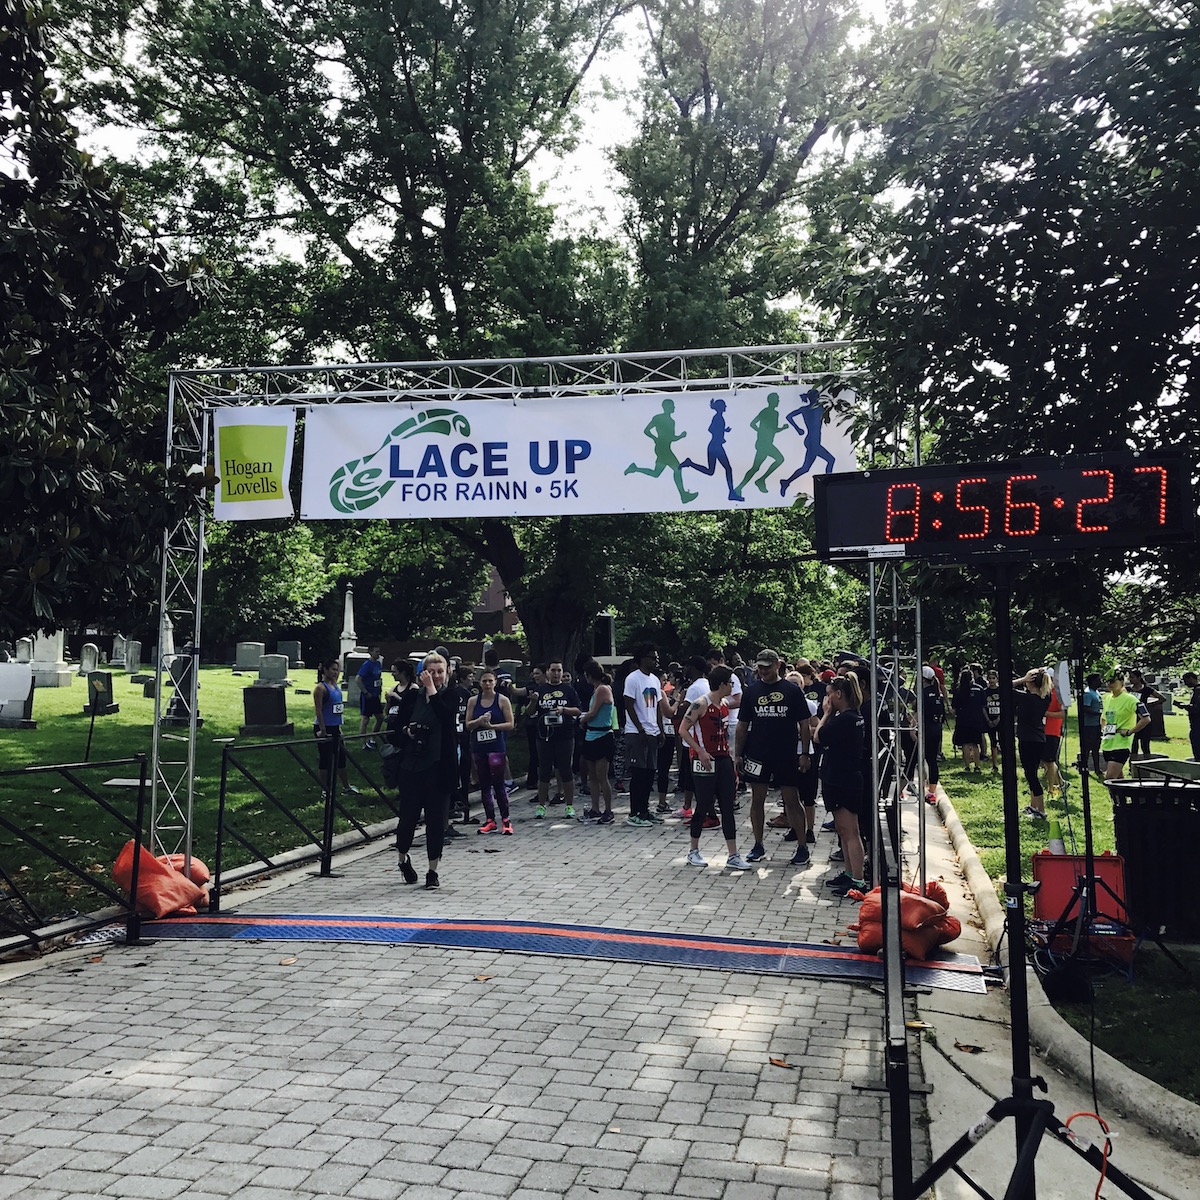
[299,386,856,520]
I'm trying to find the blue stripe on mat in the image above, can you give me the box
[143,913,985,993]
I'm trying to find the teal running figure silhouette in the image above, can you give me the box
[625,397,697,503]
[779,388,836,496]
[736,391,787,495]
[681,397,743,501]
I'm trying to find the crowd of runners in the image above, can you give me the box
[313,643,1200,893]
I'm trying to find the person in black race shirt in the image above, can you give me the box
[919,667,945,797]
[952,667,988,774]
[446,665,476,832]
[1013,668,1053,820]
[1179,671,1200,761]
[734,648,811,866]
[394,652,460,891]
[982,669,1002,773]
[1126,669,1163,758]
[815,674,868,896]
[533,661,583,819]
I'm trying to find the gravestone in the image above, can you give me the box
[276,640,304,670]
[31,630,72,687]
[126,640,142,675]
[83,670,120,716]
[15,638,32,663]
[240,684,294,736]
[110,634,128,669]
[235,641,266,671]
[0,663,37,729]
[343,652,369,708]
[78,643,101,677]
[143,678,159,699]
[161,654,203,727]
[256,654,290,685]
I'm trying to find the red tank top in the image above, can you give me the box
[1044,692,1063,737]
[691,699,730,758]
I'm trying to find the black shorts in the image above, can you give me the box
[316,731,347,771]
[537,736,574,781]
[581,733,614,763]
[1040,735,1061,764]
[741,751,800,789]
[822,780,862,815]
[360,694,382,718]
[1103,748,1131,765]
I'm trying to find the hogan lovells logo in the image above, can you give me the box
[328,408,593,513]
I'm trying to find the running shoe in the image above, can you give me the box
[656,800,672,814]
[746,843,767,863]
[686,849,707,867]
[647,811,665,824]
[702,815,720,830]
[789,846,811,867]
[725,854,752,871]
[443,825,464,839]
[597,811,615,825]
[830,847,844,862]
[825,871,853,888]
[830,876,866,897]
[564,804,576,819]
[535,804,546,819]
[346,784,364,795]
[581,808,602,821]
[425,870,440,891]
[783,828,797,842]
[364,738,377,750]
[820,817,835,832]
[806,830,816,845]
[625,815,654,827]
[551,793,564,805]
[398,857,418,884]
[768,813,790,829]
[501,819,514,835]
[504,779,515,791]
[1025,806,1047,820]
[477,819,499,834]
[677,807,694,820]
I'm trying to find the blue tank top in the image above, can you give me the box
[586,701,615,740]
[471,695,507,754]
[319,682,344,728]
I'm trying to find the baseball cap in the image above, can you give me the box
[922,665,936,680]
[755,648,781,665]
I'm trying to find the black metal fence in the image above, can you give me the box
[212,729,399,910]
[0,755,148,954]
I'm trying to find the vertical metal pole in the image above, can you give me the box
[868,562,881,879]
[994,564,1036,1194]
[126,754,148,946]
[212,744,231,915]
[184,409,210,873]
[914,594,928,894]
[320,728,340,876]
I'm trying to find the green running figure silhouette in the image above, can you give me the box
[736,391,787,495]
[625,397,698,503]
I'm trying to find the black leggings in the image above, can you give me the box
[656,738,677,794]
[689,758,736,841]
[1018,740,1043,799]
[395,766,448,862]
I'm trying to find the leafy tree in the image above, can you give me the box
[0,0,213,642]
[617,0,862,348]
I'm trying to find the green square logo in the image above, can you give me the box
[218,424,288,503]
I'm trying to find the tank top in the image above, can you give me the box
[587,701,615,741]
[691,699,730,758]
[471,695,507,754]
[318,682,344,728]
[1044,692,1064,738]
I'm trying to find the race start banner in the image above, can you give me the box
[298,386,856,520]
[212,406,297,520]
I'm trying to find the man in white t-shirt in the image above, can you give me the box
[623,645,665,827]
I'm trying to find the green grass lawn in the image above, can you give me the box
[938,711,1200,1106]
[1,667,534,927]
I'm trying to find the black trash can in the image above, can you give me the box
[1110,779,1200,941]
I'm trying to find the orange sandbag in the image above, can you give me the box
[161,854,211,886]
[853,883,960,957]
[901,924,944,960]
[113,840,207,918]
[924,879,950,909]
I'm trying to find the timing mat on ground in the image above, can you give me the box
[143,913,986,993]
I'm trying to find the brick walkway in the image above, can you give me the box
[0,794,928,1199]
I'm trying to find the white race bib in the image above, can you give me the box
[332,702,344,715]
[741,757,763,778]
[692,758,715,775]
[476,728,498,744]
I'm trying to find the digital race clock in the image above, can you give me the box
[813,453,1195,562]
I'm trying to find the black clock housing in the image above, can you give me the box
[813,452,1195,562]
